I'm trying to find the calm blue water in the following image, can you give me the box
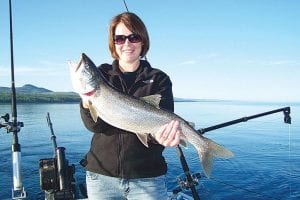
[0,102,299,199]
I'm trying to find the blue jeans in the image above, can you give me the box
[86,171,168,200]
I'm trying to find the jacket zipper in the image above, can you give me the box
[118,77,128,177]
[118,133,123,177]
[117,75,144,177]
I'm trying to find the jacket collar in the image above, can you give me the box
[111,59,153,82]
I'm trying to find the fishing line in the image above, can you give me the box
[288,124,292,197]
[121,0,148,61]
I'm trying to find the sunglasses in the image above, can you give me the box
[113,34,141,45]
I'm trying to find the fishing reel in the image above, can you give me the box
[176,172,201,191]
[0,113,24,133]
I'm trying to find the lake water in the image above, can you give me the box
[0,101,299,199]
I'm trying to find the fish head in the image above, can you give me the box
[69,53,100,97]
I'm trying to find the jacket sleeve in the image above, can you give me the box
[156,74,174,112]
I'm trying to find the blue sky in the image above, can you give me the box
[0,0,299,102]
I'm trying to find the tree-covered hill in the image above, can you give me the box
[0,84,80,103]
[0,84,202,104]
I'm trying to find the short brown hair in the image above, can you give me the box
[109,12,150,59]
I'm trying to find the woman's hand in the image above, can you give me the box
[155,120,181,147]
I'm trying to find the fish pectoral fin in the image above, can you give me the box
[140,94,162,108]
[136,133,149,148]
[179,139,187,147]
[188,121,195,128]
[179,135,188,148]
[88,102,98,122]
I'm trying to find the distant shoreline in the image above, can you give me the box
[0,85,298,105]
[0,92,206,104]
[0,98,297,106]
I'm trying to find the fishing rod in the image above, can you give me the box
[39,113,77,200]
[123,0,129,12]
[173,106,291,199]
[197,106,291,135]
[176,146,201,200]
[9,0,27,197]
[0,0,27,199]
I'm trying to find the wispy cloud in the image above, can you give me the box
[246,59,300,67]
[2,65,55,74]
[0,61,72,91]
[178,53,220,66]
[203,53,219,59]
[178,60,197,66]
[267,60,299,66]
[1,65,12,74]
[39,60,67,67]
[1,60,68,74]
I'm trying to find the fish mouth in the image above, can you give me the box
[82,89,96,96]
[75,54,85,72]
[75,60,82,72]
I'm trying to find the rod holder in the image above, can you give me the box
[283,107,291,124]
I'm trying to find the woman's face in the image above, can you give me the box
[114,22,142,65]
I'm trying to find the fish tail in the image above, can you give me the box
[197,137,234,178]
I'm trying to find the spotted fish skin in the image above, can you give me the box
[70,53,234,178]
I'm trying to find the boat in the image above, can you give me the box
[1,0,292,199]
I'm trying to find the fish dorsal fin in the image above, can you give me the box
[188,121,195,128]
[140,94,162,108]
[88,101,98,122]
[136,133,149,148]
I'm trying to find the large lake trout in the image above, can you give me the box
[69,53,234,177]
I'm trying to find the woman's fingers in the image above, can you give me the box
[155,120,181,147]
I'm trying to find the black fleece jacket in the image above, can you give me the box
[80,59,174,178]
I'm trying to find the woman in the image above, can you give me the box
[80,12,181,199]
